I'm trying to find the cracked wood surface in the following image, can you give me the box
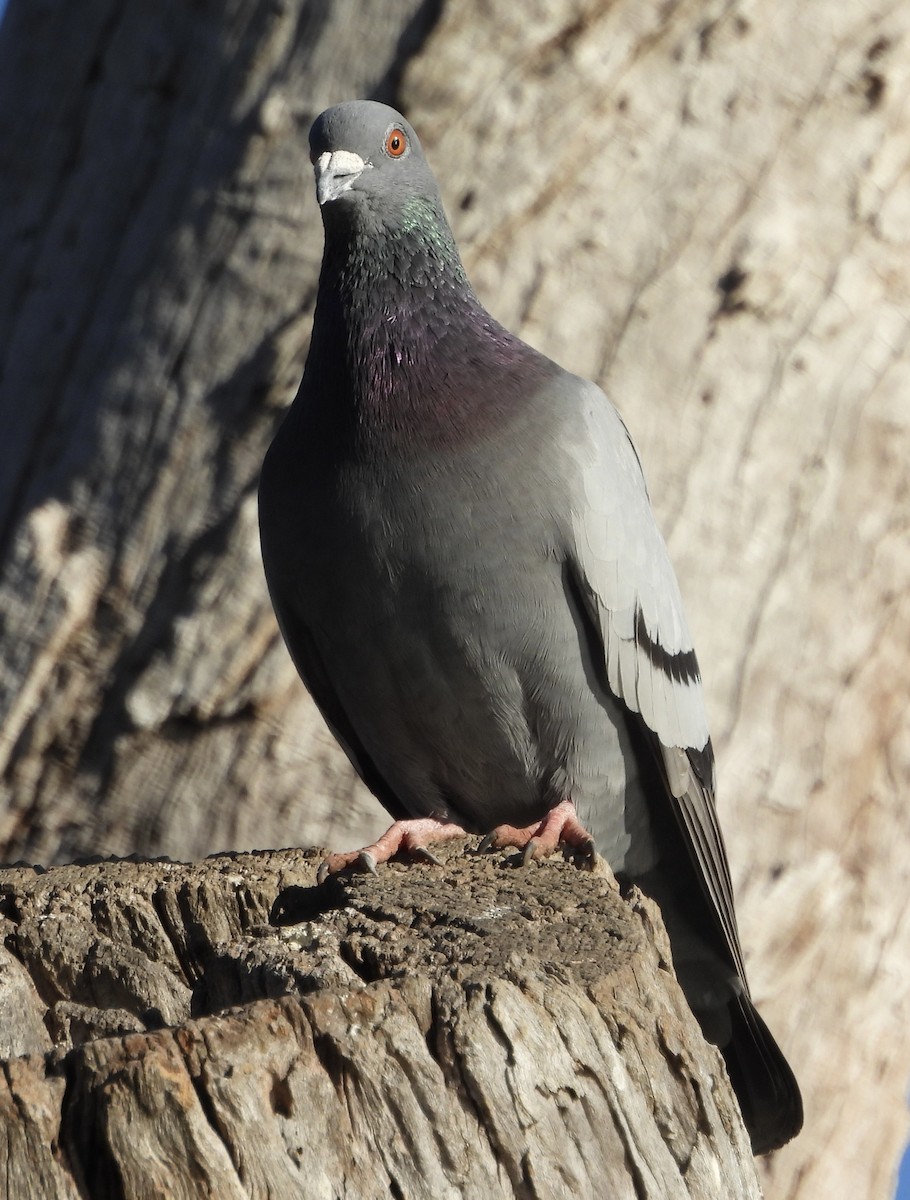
[0,1,908,1198]
[0,846,761,1199]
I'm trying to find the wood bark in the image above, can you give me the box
[0,1,908,1198]
[0,846,762,1198]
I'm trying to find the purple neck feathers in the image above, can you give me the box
[308,226,556,451]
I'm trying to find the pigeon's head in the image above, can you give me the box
[309,101,443,231]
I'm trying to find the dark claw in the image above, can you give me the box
[478,831,498,853]
[411,845,442,866]
[358,850,378,876]
[521,838,539,866]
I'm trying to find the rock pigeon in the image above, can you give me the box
[258,99,803,1154]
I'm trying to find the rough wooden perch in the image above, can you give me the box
[0,843,761,1198]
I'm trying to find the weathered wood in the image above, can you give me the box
[0,847,761,1198]
[1,1,908,1197]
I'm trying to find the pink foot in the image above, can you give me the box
[316,817,468,884]
[479,799,597,867]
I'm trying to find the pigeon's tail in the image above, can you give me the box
[623,724,803,1156]
[640,863,803,1156]
[720,994,803,1156]
[630,845,803,1156]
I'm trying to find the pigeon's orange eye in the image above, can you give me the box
[385,128,407,157]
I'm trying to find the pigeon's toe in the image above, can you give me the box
[316,816,467,883]
[482,799,598,868]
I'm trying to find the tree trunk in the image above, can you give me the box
[0,846,762,1199]
[0,1,908,1198]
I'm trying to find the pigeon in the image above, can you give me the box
[258,99,803,1154]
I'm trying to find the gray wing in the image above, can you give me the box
[565,379,747,984]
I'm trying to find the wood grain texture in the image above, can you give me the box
[0,0,907,1196]
[0,847,761,1198]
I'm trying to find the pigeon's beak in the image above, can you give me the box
[314,150,370,205]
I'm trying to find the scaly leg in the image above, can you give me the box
[316,817,468,884]
[479,798,597,867]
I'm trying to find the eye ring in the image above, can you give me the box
[385,127,407,158]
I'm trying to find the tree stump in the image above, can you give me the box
[0,844,761,1198]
